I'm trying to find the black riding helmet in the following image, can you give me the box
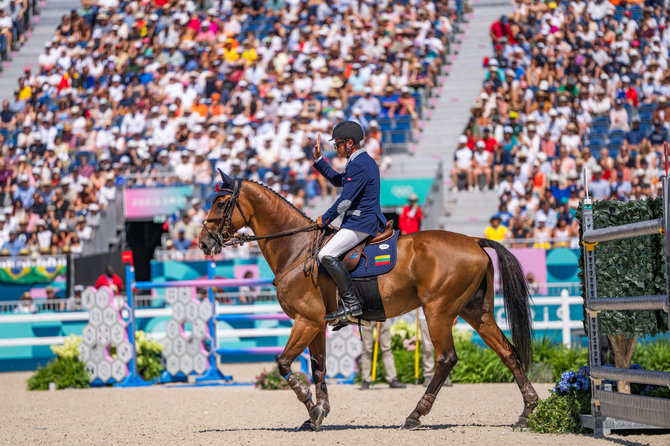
[330,120,365,145]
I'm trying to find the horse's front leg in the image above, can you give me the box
[309,329,330,420]
[276,316,325,430]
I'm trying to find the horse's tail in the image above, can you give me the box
[477,238,533,370]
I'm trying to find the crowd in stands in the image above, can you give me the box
[0,0,37,65]
[453,0,670,247]
[0,0,457,258]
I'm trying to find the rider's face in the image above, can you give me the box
[334,139,349,158]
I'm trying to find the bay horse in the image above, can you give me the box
[198,171,538,431]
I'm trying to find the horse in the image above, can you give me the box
[198,170,539,431]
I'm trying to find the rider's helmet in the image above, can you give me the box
[330,120,365,145]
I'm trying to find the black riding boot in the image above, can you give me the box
[321,256,363,321]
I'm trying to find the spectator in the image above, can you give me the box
[66,285,84,312]
[13,173,34,209]
[172,212,199,241]
[588,166,610,201]
[493,203,513,228]
[14,292,37,314]
[238,271,258,304]
[359,321,407,390]
[610,99,630,132]
[94,265,123,296]
[626,119,647,151]
[398,193,423,235]
[451,137,474,191]
[533,215,552,249]
[173,228,192,251]
[74,216,92,241]
[45,285,64,311]
[1,229,24,255]
[484,216,507,241]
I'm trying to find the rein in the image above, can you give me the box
[202,178,321,248]
[227,222,320,245]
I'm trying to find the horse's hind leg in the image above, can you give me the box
[308,329,330,426]
[276,316,325,430]
[402,310,458,430]
[460,279,538,427]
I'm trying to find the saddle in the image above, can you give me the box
[341,220,395,271]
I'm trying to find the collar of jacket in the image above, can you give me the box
[346,147,365,165]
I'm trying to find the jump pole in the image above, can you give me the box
[117,266,152,387]
[196,261,232,383]
[370,321,381,388]
[414,309,420,385]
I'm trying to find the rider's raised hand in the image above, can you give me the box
[313,133,321,160]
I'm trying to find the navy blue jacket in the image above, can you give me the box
[314,149,386,236]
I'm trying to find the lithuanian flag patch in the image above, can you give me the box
[374,254,391,265]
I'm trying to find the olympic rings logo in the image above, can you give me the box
[391,185,414,198]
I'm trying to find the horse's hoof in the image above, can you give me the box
[401,417,421,430]
[308,405,325,431]
[514,417,529,430]
[299,420,316,431]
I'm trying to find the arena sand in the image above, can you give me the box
[2,363,669,446]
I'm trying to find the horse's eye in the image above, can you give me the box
[217,201,225,209]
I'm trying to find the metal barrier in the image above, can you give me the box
[581,176,670,433]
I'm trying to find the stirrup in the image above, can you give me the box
[324,301,361,322]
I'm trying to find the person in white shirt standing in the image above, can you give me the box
[472,140,492,190]
[451,136,474,191]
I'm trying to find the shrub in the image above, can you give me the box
[527,367,590,434]
[359,348,424,384]
[632,335,670,372]
[27,335,89,390]
[27,356,90,391]
[255,367,310,390]
[450,337,513,383]
[135,331,164,381]
[527,393,583,434]
[531,336,588,382]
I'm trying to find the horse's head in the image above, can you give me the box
[198,169,250,255]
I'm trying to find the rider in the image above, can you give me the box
[313,121,387,321]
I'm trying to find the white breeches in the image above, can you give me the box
[317,228,369,262]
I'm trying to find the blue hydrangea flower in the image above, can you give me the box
[579,377,590,390]
[557,381,570,392]
[561,371,576,381]
[578,366,589,377]
[629,364,642,370]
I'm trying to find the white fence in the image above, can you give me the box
[0,287,584,349]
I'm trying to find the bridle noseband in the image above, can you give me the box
[202,178,249,248]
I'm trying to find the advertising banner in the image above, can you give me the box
[380,178,434,207]
[124,186,193,220]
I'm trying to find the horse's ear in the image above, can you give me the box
[217,168,234,187]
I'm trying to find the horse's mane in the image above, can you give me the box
[242,179,313,223]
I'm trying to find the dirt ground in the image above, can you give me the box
[2,363,669,446]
